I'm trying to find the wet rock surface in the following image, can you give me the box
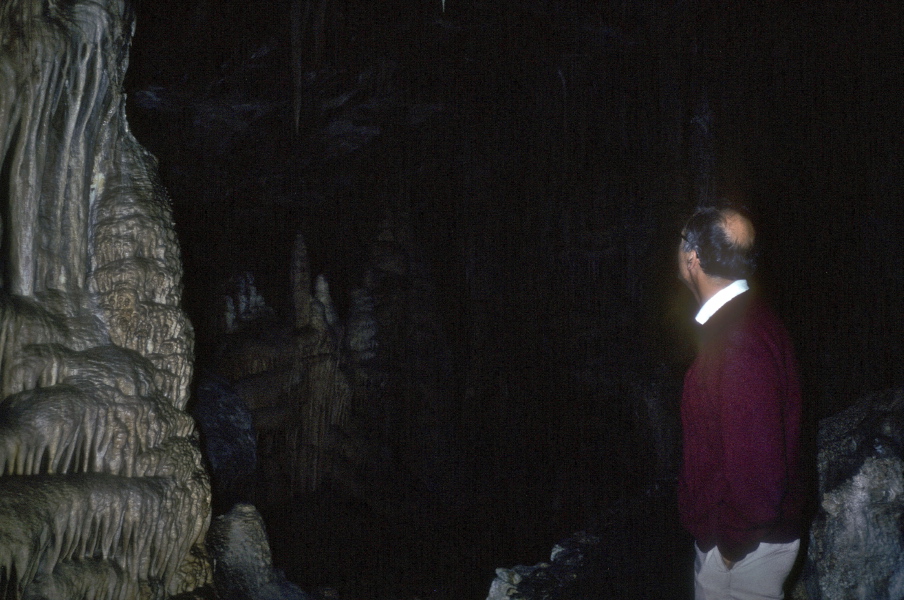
[2,0,899,597]
[206,503,312,600]
[800,388,904,600]
[0,0,210,597]
[487,483,693,600]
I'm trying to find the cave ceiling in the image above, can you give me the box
[125,0,903,411]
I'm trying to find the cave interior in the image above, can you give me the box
[117,0,902,598]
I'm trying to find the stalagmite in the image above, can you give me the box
[345,286,377,362]
[292,232,313,330]
[0,0,210,597]
[315,274,340,329]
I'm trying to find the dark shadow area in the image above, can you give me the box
[0,121,20,289]
[125,1,902,598]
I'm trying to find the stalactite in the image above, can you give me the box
[290,0,305,135]
[313,0,329,68]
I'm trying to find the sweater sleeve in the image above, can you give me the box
[715,329,789,561]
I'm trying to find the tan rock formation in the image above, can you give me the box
[214,255,354,497]
[0,0,210,598]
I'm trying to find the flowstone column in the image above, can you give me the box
[0,1,210,598]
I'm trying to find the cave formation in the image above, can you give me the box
[0,0,209,598]
[2,0,903,599]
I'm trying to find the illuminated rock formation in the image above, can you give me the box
[212,248,354,498]
[206,503,311,600]
[0,0,210,598]
[801,388,904,600]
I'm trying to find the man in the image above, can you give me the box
[676,206,806,600]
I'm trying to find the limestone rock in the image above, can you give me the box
[345,287,378,363]
[801,388,904,600]
[205,212,460,592]
[485,532,599,600]
[484,481,692,600]
[222,273,274,334]
[314,274,340,331]
[291,233,313,330]
[206,503,312,600]
[0,0,210,597]
[193,375,258,511]
[211,254,355,498]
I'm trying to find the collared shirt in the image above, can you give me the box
[695,279,749,324]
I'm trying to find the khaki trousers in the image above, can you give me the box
[694,539,800,600]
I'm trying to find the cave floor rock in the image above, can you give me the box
[488,482,694,600]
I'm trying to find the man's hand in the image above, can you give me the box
[721,555,736,570]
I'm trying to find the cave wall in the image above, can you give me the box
[800,388,904,599]
[0,0,209,597]
[120,1,903,597]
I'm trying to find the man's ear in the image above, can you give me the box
[687,250,697,269]
[686,250,704,279]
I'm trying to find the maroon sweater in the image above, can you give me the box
[678,291,805,561]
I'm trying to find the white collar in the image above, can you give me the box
[695,279,749,324]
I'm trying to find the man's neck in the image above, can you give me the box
[695,279,749,324]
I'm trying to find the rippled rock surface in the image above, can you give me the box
[0,0,210,597]
[206,504,311,600]
[800,388,904,600]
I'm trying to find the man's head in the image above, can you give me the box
[677,206,757,304]
[680,206,757,280]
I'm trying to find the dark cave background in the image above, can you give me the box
[123,1,902,598]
